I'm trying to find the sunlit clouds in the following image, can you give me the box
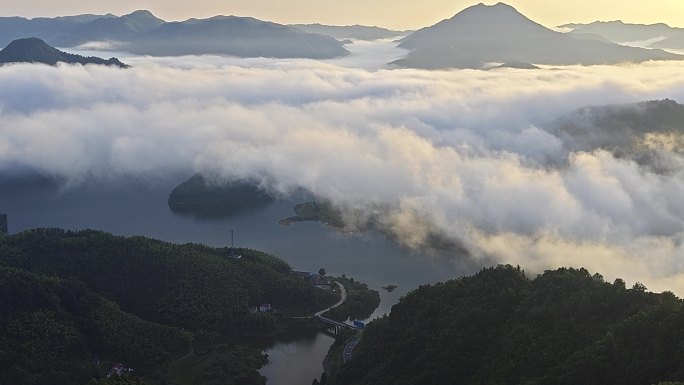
[2,53,684,293]
[5,0,684,31]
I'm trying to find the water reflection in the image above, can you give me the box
[253,329,335,385]
[0,177,479,385]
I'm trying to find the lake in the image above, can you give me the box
[0,177,478,385]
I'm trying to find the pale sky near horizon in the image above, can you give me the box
[3,0,684,30]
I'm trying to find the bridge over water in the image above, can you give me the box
[316,315,360,334]
[313,281,363,334]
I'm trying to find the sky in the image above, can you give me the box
[3,0,684,30]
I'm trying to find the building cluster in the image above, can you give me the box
[107,362,133,378]
[250,303,273,313]
[294,271,333,290]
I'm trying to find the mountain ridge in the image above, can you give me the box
[54,9,165,47]
[125,14,349,57]
[649,32,684,50]
[559,20,682,46]
[0,10,350,59]
[290,23,409,41]
[393,2,682,69]
[0,37,128,67]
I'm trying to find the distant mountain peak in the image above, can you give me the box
[449,1,537,25]
[6,36,42,46]
[474,2,517,9]
[0,37,128,67]
[400,1,546,51]
[2,37,58,55]
[121,10,162,22]
[395,2,683,69]
[462,2,524,13]
[126,9,156,17]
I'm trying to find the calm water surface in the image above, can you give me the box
[1,178,478,385]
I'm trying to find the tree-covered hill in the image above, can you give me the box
[332,266,684,385]
[167,174,274,217]
[0,37,128,67]
[0,228,336,335]
[0,228,340,385]
[0,266,190,385]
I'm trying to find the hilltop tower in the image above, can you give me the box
[228,229,241,259]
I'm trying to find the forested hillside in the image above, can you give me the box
[0,266,189,385]
[0,228,338,385]
[333,266,684,385]
[0,228,336,334]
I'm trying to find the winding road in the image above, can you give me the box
[313,281,363,364]
[315,281,347,317]
[343,336,360,364]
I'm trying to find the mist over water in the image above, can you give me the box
[67,37,410,71]
[3,40,684,295]
[0,176,466,293]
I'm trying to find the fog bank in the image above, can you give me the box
[2,57,684,292]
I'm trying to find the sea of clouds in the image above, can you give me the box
[2,44,684,293]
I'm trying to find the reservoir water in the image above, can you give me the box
[1,177,478,385]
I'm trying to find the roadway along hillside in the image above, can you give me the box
[315,281,347,317]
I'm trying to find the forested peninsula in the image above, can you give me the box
[0,228,340,385]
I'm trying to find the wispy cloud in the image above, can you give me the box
[2,57,684,292]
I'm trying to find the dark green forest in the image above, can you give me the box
[167,174,273,217]
[0,228,338,385]
[0,266,189,385]
[279,201,345,228]
[332,266,684,385]
[323,277,380,322]
[7,228,684,385]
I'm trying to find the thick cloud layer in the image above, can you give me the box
[2,55,684,293]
